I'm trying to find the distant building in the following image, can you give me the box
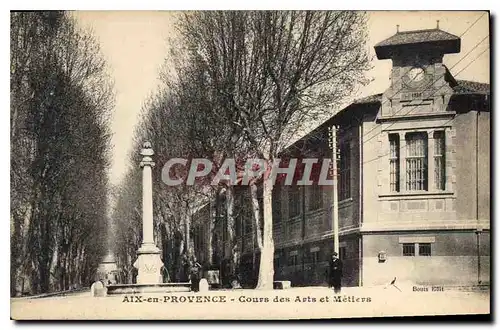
[192,26,490,287]
[96,252,119,284]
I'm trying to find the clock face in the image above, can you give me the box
[408,67,425,82]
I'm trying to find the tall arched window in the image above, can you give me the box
[405,132,428,191]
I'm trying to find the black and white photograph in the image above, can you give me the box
[9,10,491,320]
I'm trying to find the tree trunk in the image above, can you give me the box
[249,182,264,250]
[60,250,66,291]
[160,222,170,282]
[250,182,263,286]
[226,185,239,282]
[127,251,133,283]
[183,210,191,257]
[10,213,23,296]
[177,231,186,282]
[207,198,216,266]
[63,252,69,290]
[39,209,52,293]
[256,176,274,289]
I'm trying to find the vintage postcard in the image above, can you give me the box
[10,10,490,320]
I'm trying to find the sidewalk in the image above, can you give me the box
[11,284,490,320]
[215,283,490,293]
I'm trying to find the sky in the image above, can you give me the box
[73,11,490,187]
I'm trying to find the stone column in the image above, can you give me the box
[133,142,164,284]
[141,146,154,245]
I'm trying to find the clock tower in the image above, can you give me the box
[374,24,461,119]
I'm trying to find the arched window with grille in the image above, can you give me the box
[433,131,446,190]
[405,132,428,191]
[389,133,400,192]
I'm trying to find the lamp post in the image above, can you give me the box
[133,142,164,284]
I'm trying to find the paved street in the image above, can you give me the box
[11,285,489,320]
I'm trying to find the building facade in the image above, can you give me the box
[192,26,490,287]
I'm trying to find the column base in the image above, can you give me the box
[133,243,164,284]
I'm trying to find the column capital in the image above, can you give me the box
[140,141,154,156]
[140,158,155,168]
[140,142,155,168]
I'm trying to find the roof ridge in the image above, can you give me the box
[353,93,383,104]
[395,28,459,37]
[453,79,490,95]
[375,28,461,50]
[396,27,441,34]
[456,79,489,85]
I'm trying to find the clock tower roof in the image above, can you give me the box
[375,28,460,60]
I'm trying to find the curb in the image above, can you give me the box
[11,288,89,300]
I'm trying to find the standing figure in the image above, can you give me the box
[189,256,202,292]
[181,253,190,282]
[328,252,343,293]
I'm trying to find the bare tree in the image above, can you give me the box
[175,11,371,289]
[10,11,113,295]
[112,83,221,282]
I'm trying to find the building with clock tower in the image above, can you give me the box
[376,24,461,120]
[190,24,490,289]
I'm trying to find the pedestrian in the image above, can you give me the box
[181,253,190,282]
[189,256,202,292]
[328,252,343,293]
